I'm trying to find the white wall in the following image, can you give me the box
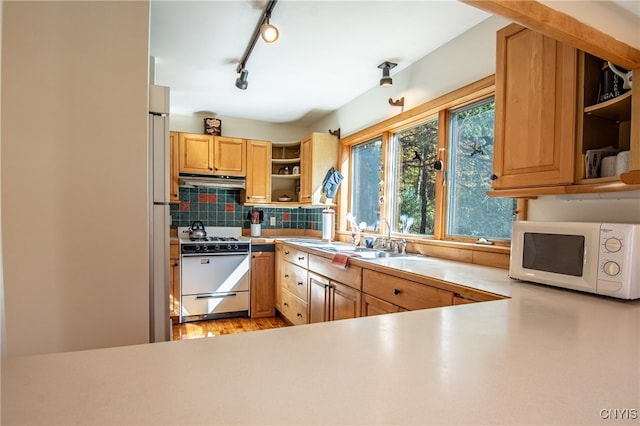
[1,1,150,356]
[309,15,510,137]
[171,111,309,141]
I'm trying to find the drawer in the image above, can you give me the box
[362,269,453,311]
[281,289,308,325]
[281,244,309,268]
[308,254,362,290]
[281,261,308,302]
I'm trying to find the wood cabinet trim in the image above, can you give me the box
[462,0,640,70]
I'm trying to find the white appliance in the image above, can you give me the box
[510,221,640,300]
[149,84,171,342]
[177,226,251,323]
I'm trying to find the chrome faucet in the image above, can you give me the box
[382,217,392,250]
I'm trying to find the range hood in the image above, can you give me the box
[179,174,246,189]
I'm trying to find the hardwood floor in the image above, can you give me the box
[172,315,290,341]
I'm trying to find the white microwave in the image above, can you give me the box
[510,221,640,300]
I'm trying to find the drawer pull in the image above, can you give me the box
[283,302,289,307]
[297,281,303,286]
[285,251,290,255]
[284,274,289,278]
[297,312,302,317]
[393,289,401,295]
[298,256,305,261]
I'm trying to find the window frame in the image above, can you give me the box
[338,75,524,249]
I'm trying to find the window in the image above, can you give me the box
[345,78,516,245]
[391,119,439,235]
[446,99,515,240]
[350,137,382,231]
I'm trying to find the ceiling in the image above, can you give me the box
[150,1,639,128]
[149,0,491,126]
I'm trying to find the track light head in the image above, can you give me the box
[378,61,397,87]
[235,69,249,90]
[260,14,279,43]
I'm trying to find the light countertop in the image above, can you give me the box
[3,243,639,425]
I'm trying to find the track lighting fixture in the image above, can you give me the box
[378,61,397,87]
[235,69,249,90]
[233,0,278,89]
[260,12,279,43]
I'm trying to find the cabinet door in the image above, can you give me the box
[179,133,214,174]
[246,139,271,203]
[331,281,361,321]
[169,132,180,203]
[493,24,577,189]
[250,251,275,318]
[309,273,330,324]
[214,136,246,176]
[299,136,312,203]
[361,294,405,317]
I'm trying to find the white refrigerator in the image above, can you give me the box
[149,84,171,342]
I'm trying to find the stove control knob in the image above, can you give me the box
[233,244,239,251]
[226,244,232,251]
[201,245,208,252]
[195,245,201,251]
[214,244,220,251]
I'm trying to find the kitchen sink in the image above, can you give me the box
[321,246,407,258]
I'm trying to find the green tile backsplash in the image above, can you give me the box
[170,187,325,231]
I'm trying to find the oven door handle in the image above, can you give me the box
[181,253,248,257]
[195,292,238,299]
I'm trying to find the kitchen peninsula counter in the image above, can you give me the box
[3,254,639,425]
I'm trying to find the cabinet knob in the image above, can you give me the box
[298,256,305,261]
[285,251,290,255]
[297,313,302,317]
[297,281,303,286]
[393,288,401,295]
[490,174,498,181]
[284,302,289,307]
[284,274,289,278]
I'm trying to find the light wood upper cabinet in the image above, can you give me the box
[179,133,214,174]
[214,136,246,176]
[245,139,271,203]
[169,131,180,203]
[178,133,246,176]
[492,23,577,190]
[299,132,338,204]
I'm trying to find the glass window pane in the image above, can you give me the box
[446,98,515,240]
[350,137,382,230]
[393,119,439,235]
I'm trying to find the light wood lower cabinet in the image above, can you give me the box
[250,250,275,318]
[309,272,361,324]
[169,240,180,320]
[361,294,407,317]
[276,243,504,325]
[280,288,308,326]
[362,269,454,311]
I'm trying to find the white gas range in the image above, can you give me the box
[177,226,251,323]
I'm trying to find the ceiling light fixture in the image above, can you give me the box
[378,61,397,87]
[260,11,279,43]
[234,0,279,90]
[235,69,249,90]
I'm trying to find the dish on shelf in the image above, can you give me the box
[278,195,293,202]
